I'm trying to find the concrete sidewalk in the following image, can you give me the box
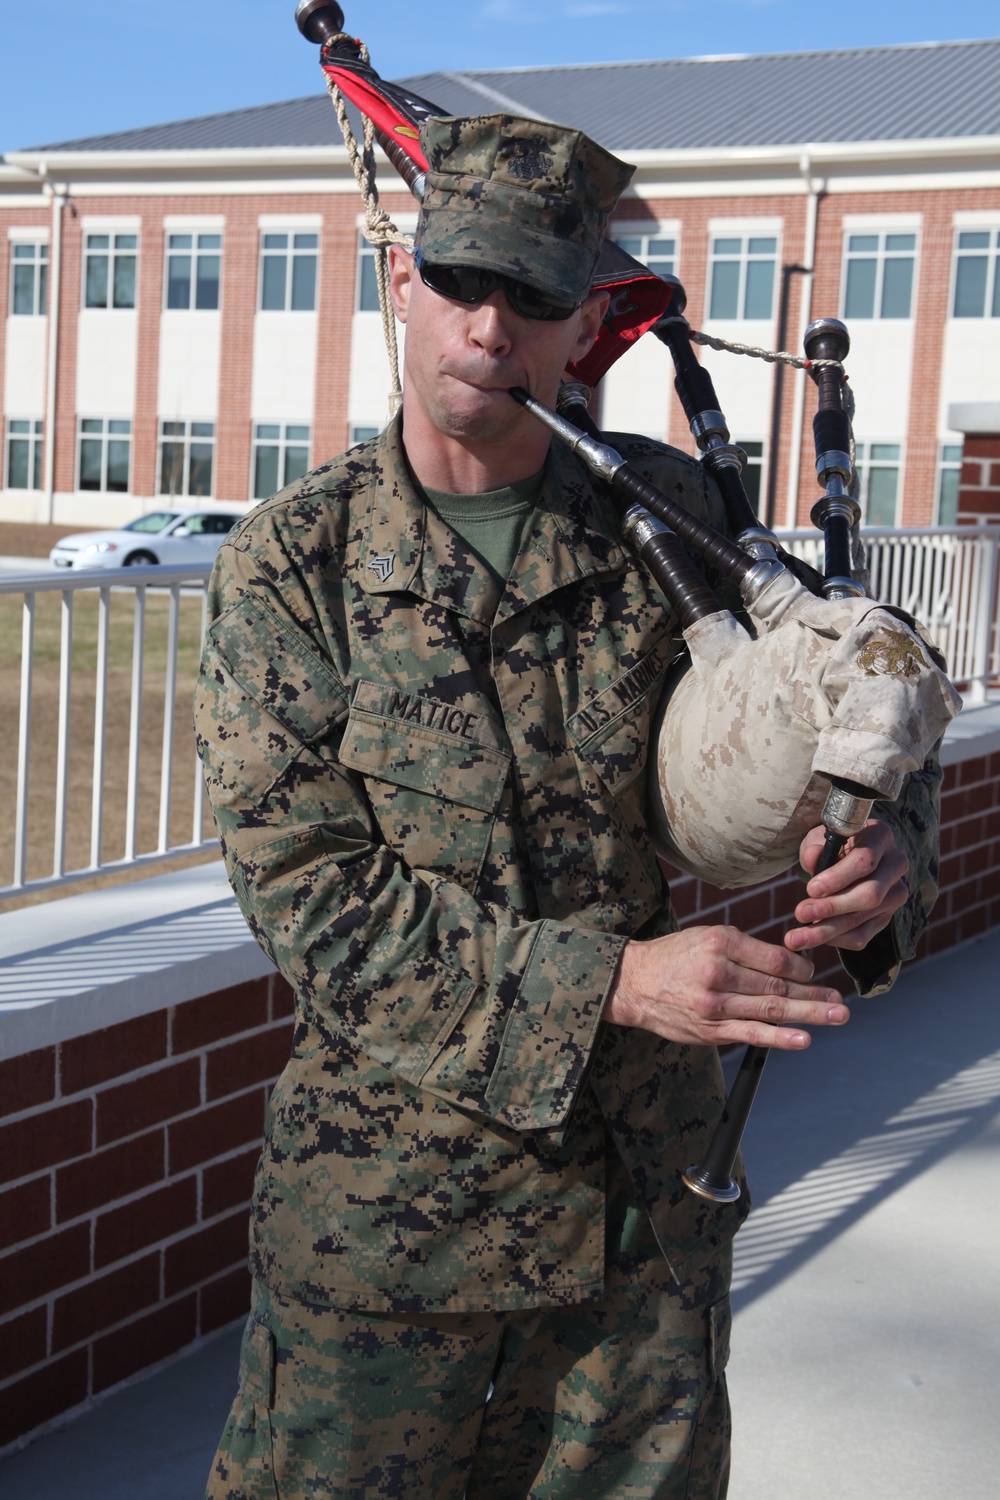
[727,925,1000,1500]
[3,929,999,1498]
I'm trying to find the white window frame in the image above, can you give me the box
[936,442,964,525]
[82,230,139,310]
[611,223,679,281]
[735,438,766,514]
[707,226,780,322]
[158,420,216,499]
[950,227,1000,320]
[5,418,44,490]
[164,230,223,311]
[77,417,133,493]
[250,422,311,500]
[349,424,381,446]
[9,241,48,316]
[841,228,918,322]
[355,214,415,315]
[356,232,382,313]
[854,441,903,527]
[258,229,319,313]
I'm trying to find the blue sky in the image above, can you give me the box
[1,0,996,154]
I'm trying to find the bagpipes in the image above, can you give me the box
[294,2,961,1201]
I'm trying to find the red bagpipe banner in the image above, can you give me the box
[320,40,672,387]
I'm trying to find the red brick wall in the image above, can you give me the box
[958,434,1000,524]
[0,973,294,1451]
[52,201,82,497]
[131,204,165,499]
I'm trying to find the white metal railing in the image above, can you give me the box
[2,562,217,901]
[778,525,1000,704]
[1,527,997,904]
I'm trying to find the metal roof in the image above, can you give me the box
[15,37,1000,156]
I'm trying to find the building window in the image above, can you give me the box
[259,231,318,312]
[736,440,764,512]
[356,235,380,312]
[159,421,215,498]
[79,418,131,492]
[855,442,901,526]
[613,232,676,279]
[936,443,963,525]
[251,423,310,499]
[708,235,777,320]
[165,232,221,310]
[84,232,138,309]
[842,232,916,320]
[952,229,1000,319]
[5,419,43,489]
[10,243,48,316]
[349,424,380,446]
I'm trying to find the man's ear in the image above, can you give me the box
[388,244,414,324]
[568,289,610,365]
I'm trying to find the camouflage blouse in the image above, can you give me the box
[194,416,938,1313]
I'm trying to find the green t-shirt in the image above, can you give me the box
[422,469,545,591]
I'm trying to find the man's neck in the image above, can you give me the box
[399,406,551,495]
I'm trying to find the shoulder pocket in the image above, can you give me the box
[339,681,510,885]
[566,640,672,795]
[565,646,671,917]
[197,598,349,807]
[211,596,349,745]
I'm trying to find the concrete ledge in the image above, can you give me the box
[948,401,1000,434]
[0,862,275,1061]
[938,692,1000,766]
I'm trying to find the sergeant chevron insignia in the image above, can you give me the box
[367,551,395,583]
[857,628,928,677]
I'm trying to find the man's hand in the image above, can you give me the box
[785,819,909,954]
[605,927,849,1050]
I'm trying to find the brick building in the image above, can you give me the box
[1,37,999,531]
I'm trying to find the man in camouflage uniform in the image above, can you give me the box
[197,114,930,1499]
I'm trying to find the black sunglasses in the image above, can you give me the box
[415,249,582,322]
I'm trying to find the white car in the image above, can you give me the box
[49,507,245,570]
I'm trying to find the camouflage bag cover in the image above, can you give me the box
[648,569,961,887]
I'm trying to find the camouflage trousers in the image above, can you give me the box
[206,1150,732,1500]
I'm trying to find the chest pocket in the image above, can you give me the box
[339,681,511,890]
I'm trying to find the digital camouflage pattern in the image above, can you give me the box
[194,414,944,1319]
[417,114,634,302]
[207,1144,732,1500]
[195,415,750,1316]
[651,571,959,890]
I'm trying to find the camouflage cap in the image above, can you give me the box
[416,114,635,303]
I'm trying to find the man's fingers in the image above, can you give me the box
[787,902,901,952]
[711,926,817,984]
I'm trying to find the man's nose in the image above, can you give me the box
[468,291,514,355]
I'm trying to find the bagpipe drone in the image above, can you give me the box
[294,2,961,1202]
